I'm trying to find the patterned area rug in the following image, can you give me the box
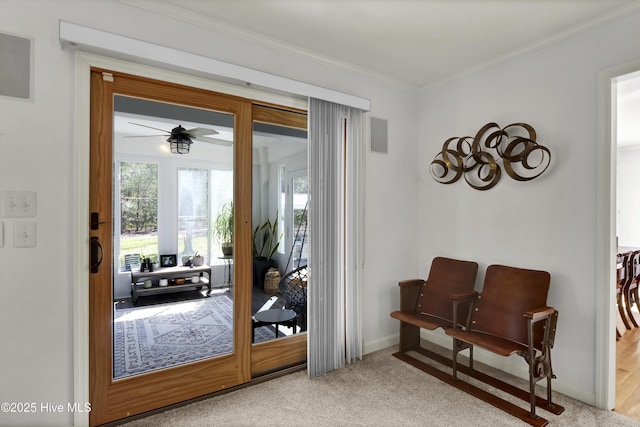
[114,294,274,379]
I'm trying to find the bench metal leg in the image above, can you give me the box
[452,338,473,379]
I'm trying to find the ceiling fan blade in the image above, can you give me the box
[186,127,219,137]
[194,136,233,147]
[123,134,166,138]
[129,122,170,133]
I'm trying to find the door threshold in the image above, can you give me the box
[100,363,307,426]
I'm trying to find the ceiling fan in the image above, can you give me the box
[125,122,232,154]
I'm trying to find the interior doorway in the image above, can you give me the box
[613,71,640,421]
[594,60,640,413]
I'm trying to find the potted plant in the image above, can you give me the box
[214,202,234,257]
[149,254,159,271]
[140,255,154,272]
[192,251,204,266]
[252,212,282,289]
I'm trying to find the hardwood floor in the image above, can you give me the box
[616,308,640,421]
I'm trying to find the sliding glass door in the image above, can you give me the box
[90,70,309,425]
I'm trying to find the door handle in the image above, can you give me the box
[91,236,104,274]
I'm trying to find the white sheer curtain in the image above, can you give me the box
[307,98,367,378]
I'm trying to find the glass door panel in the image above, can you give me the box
[251,115,308,344]
[112,95,236,378]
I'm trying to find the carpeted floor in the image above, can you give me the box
[113,293,275,378]
[121,343,640,427]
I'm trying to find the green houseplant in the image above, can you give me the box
[252,214,280,262]
[252,213,282,288]
[213,202,234,256]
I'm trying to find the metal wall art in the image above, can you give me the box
[429,122,551,191]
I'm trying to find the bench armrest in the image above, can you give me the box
[398,279,424,312]
[451,291,478,329]
[525,307,559,354]
[523,306,555,322]
[451,291,478,301]
[398,279,425,288]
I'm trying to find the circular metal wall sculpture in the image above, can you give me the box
[429,122,551,191]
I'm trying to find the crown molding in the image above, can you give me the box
[421,1,640,91]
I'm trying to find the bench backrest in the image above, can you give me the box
[417,257,478,324]
[471,264,550,349]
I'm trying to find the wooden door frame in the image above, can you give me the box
[89,69,254,425]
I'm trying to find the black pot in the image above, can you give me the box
[253,257,276,289]
[221,243,233,257]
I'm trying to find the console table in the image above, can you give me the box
[130,264,212,305]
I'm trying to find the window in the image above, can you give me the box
[278,164,286,255]
[178,168,209,263]
[210,169,234,259]
[290,173,309,268]
[177,167,234,264]
[116,162,233,273]
[118,161,158,271]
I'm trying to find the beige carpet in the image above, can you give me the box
[122,344,640,427]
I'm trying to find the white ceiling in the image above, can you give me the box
[126,0,640,145]
[137,0,640,88]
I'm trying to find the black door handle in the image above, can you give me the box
[91,236,104,274]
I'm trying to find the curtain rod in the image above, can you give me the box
[59,21,371,111]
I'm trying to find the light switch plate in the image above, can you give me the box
[14,221,36,248]
[2,191,37,217]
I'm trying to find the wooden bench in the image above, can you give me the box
[391,261,564,427]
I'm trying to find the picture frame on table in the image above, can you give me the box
[160,254,177,267]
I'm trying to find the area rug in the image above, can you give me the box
[114,294,274,378]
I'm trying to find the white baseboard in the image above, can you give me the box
[362,334,399,355]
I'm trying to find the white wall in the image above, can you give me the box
[0,1,419,425]
[10,0,640,423]
[417,8,640,406]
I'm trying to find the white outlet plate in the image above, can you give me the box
[2,191,37,217]
[14,221,36,248]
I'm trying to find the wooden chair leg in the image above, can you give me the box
[624,286,639,328]
[618,291,633,330]
[631,286,640,324]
